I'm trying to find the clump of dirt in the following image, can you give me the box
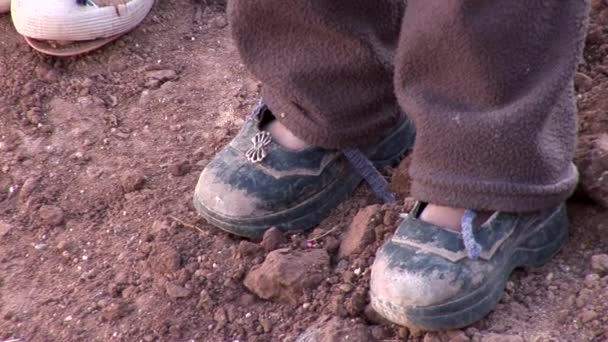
[0,1,607,341]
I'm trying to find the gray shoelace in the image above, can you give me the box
[461,209,482,259]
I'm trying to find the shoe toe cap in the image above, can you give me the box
[370,241,478,309]
[194,165,266,219]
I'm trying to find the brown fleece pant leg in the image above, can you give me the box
[229,0,589,212]
[395,0,589,212]
[227,0,405,149]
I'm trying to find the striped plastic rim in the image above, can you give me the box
[23,34,121,56]
[11,0,153,41]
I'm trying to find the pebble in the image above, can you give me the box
[591,254,608,275]
[296,316,371,342]
[243,248,330,303]
[480,333,524,342]
[238,240,263,257]
[145,69,177,82]
[169,160,191,177]
[574,72,594,92]
[260,227,284,252]
[259,318,273,333]
[584,273,601,288]
[38,205,65,226]
[338,205,380,258]
[120,171,146,193]
[580,309,598,323]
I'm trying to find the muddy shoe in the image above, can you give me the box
[370,202,568,331]
[193,101,415,239]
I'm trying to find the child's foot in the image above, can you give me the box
[192,102,416,239]
[370,202,568,331]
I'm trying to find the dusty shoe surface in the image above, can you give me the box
[193,103,415,239]
[370,202,568,331]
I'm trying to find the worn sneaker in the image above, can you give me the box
[370,202,568,331]
[193,101,415,239]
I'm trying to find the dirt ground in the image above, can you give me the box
[1,1,607,341]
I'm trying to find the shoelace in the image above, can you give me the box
[247,99,396,203]
[461,209,482,259]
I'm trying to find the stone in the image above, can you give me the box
[244,248,330,304]
[338,205,381,258]
[165,282,192,299]
[591,254,608,276]
[577,134,608,207]
[579,309,598,324]
[363,304,391,325]
[169,160,191,177]
[38,205,64,226]
[238,240,264,256]
[149,244,181,275]
[423,332,443,342]
[260,227,285,252]
[574,72,594,92]
[0,221,13,237]
[120,171,146,193]
[102,301,130,321]
[481,333,524,342]
[584,273,600,288]
[369,325,391,340]
[145,69,177,82]
[444,330,471,342]
[295,316,371,342]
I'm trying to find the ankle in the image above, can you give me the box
[266,120,309,151]
[419,204,465,231]
[419,203,493,231]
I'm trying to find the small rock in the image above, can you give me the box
[114,272,129,285]
[369,325,391,340]
[102,301,130,321]
[579,309,598,323]
[338,204,380,258]
[591,254,608,275]
[165,282,192,299]
[323,236,340,254]
[213,307,227,325]
[574,72,593,93]
[238,240,263,256]
[19,177,38,201]
[260,227,285,252]
[244,248,330,304]
[481,333,524,342]
[363,304,391,325]
[259,317,273,333]
[149,244,181,275]
[444,330,471,342]
[145,69,177,82]
[0,221,13,237]
[398,327,411,339]
[169,160,191,177]
[211,16,228,29]
[424,332,443,342]
[25,108,42,125]
[38,205,64,226]
[239,293,257,306]
[584,273,600,288]
[120,171,146,193]
[577,134,608,207]
[296,316,371,342]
